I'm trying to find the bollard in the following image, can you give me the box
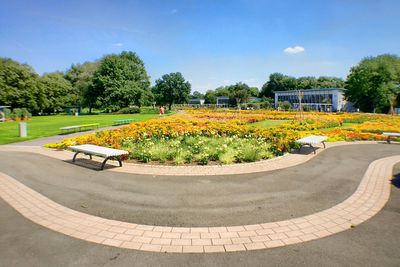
[19,122,27,137]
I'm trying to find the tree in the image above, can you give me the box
[260,73,297,98]
[296,76,318,89]
[0,58,42,113]
[228,82,251,110]
[191,91,204,99]
[204,90,217,104]
[65,61,99,113]
[345,54,400,113]
[317,76,345,88]
[249,87,260,97]
[91,51,152,111]
[39,72,77,113]
[152,72,191,109]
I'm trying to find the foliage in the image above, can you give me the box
[204,90,217,104]
[0,57,42,113]
[228,82,252,109]
[345,54,400,113]
[122,135,273,165]
[191,91,204,99]
[152,72,191,109]
[260,73,345,98]
[91,51,152,111]
[39,72,78,113]
[118,107,140,114]
[65,61,100,113]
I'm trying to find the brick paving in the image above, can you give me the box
[0,153,398,253]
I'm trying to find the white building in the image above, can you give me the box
[274,88,352,112]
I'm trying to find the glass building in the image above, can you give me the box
[274,88,351,112]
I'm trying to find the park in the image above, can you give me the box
[1,1,400,266]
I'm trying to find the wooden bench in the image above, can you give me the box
[113,118,136,126]
[296,135,328,154]
[382,132,400,144]
[60,123,99,134]
[69,144,129,170]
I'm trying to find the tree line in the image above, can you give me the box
[0,52,399,114]
[0,51,192,114]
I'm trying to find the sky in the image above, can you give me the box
[0,0,399,92]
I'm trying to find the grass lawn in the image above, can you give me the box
[250,120,290,128]
[0,113,166,145]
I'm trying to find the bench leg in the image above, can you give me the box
[72,152,81,162]
[101,157,110,170]
[310,144,316,154]
[322,141,326,149]
[118,157,123,167]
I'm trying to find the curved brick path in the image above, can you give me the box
[0,155,398,253]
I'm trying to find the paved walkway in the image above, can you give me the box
[0,143,399,254]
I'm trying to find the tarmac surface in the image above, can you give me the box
[0,144,400,266]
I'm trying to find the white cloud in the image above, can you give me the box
[283,46,305,54]
[112,43,123,47]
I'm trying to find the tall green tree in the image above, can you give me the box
[228,82,251,109]
[345,54,400,113]
[191,91,204,99]
[317,76,345,88]
[39,72,77,113]
[152,72,191,109]
[249,87,260,97]
[91,51,152,111]
[0,58,43,113]
[296,76,318,89]
[204,90,217,104]
[65,61,99,113]
[260,73,297,98]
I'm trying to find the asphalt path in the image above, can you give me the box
[0,144,400,266]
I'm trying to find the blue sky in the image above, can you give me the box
[1,0,399,92]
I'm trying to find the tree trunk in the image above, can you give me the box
[236,98,241,110]
[168,103,172,110]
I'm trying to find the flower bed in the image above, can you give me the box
[46,110,400,165]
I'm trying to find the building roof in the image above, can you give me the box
[274,88,346,93]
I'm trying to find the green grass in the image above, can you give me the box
[250,120,289,128]
[0,113,167,145]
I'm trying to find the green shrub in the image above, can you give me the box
[3,108,11,119]
[122,135,274,165]
[194,152,210,165]
[12,108,22,119]
[149,142,175,162]
[20,108,31,119]
[118,107,140,114]
[219,148,237,164]
[236,143,261,162]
